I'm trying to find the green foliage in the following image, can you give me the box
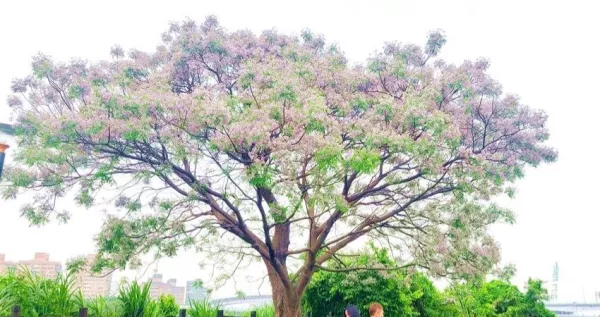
[0,267,82,317]
[188,299,220,317]
[157,294,179,317]
[446,278,555,317]
[186,300,270,317]
[253,305,275,317]
[0,268,554,317]
[86,297,121,317]
[246,165,275,189]
[5,17,558,316]
[303,248,445,317]
[303,248,555,317]
[345,149,381,174]
[409,274,459,317]
[314,146,342,171]
[117,281,155,317]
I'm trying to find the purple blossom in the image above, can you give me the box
[10,78,29,93]
[425,29,446,57]
[5,17,557,296]
[7,95,22,107]
[110,45,125,59]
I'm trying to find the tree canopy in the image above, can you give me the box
[303,247,456,317]
[304,247,554,317]
[3,16,556,316]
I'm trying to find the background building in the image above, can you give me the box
[149,273,185,305]
[0,123,13,140]
[0,254,16,273]
[74,254,113,298]
[17,253,62,278]
[185,280,209,306]
[0,123,14,179]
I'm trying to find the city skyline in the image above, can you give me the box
[149,273,186,305]
[0,252,209,304]
[73,254,113,299]
[0,253,62,279]
[0,251,582,304]
[186,280,209,306]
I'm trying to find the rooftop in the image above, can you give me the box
[0,123,14,135]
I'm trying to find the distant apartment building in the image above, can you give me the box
[0,123,14,180]
[0,123,13,142]
[17,253,62,278]
[74,254,113,298]
[149,274,185,305]
[0,254,16,273]
[185,280,209,305]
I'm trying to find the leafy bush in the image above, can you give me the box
[85,296,121,317]
[253,305,275,317]
[188,299,220,317]
[0,267,82,317]
[303,248,438,316]
[117,280,156,317]
[158,294,179,317]
[303,247,554,317]
[0,263,554,317]
[186,300,273,317]
[446,278,555,317]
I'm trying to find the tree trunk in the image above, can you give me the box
[265,260,302,317]
[271,287,301,317]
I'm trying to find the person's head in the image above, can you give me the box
[345,304,360,317]
[369,303,384,317]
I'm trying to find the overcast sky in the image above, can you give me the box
[0,0,598,302]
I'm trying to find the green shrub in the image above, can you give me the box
[188,299,220,317]
[303,248,418,316]
[117,280,156,317]
[158,294,179,317]
[0,263,556,317]
[253,304,275,317]
[0,267,82,317]
[86,296,122,317]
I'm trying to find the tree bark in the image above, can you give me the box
[265,259,302,317]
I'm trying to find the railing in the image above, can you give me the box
[216,310,256,317]
[6,306,256,317]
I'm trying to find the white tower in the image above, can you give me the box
[550,262,559,303]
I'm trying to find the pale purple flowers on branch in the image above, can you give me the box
[3,16,556,285]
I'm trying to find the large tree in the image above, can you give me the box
[3,17,556,316]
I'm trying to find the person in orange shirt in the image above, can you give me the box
[369,303,384,317]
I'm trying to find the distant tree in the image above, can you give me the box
[2,16,556,317]
[446,278,555,317]
[518,279,554,317]
[409,274,459,317]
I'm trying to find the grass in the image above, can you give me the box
[187,300,275,317]
[188,299,221,317]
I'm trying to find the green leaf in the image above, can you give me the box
[314,147,342,171]
[346,149,380,174]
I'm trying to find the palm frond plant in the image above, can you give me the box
[86,296,122,317]
[0,266,81,317]
[118,281,154,317]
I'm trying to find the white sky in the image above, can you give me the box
[0,0,598,302]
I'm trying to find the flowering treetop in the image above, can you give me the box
[3,16,555,317]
